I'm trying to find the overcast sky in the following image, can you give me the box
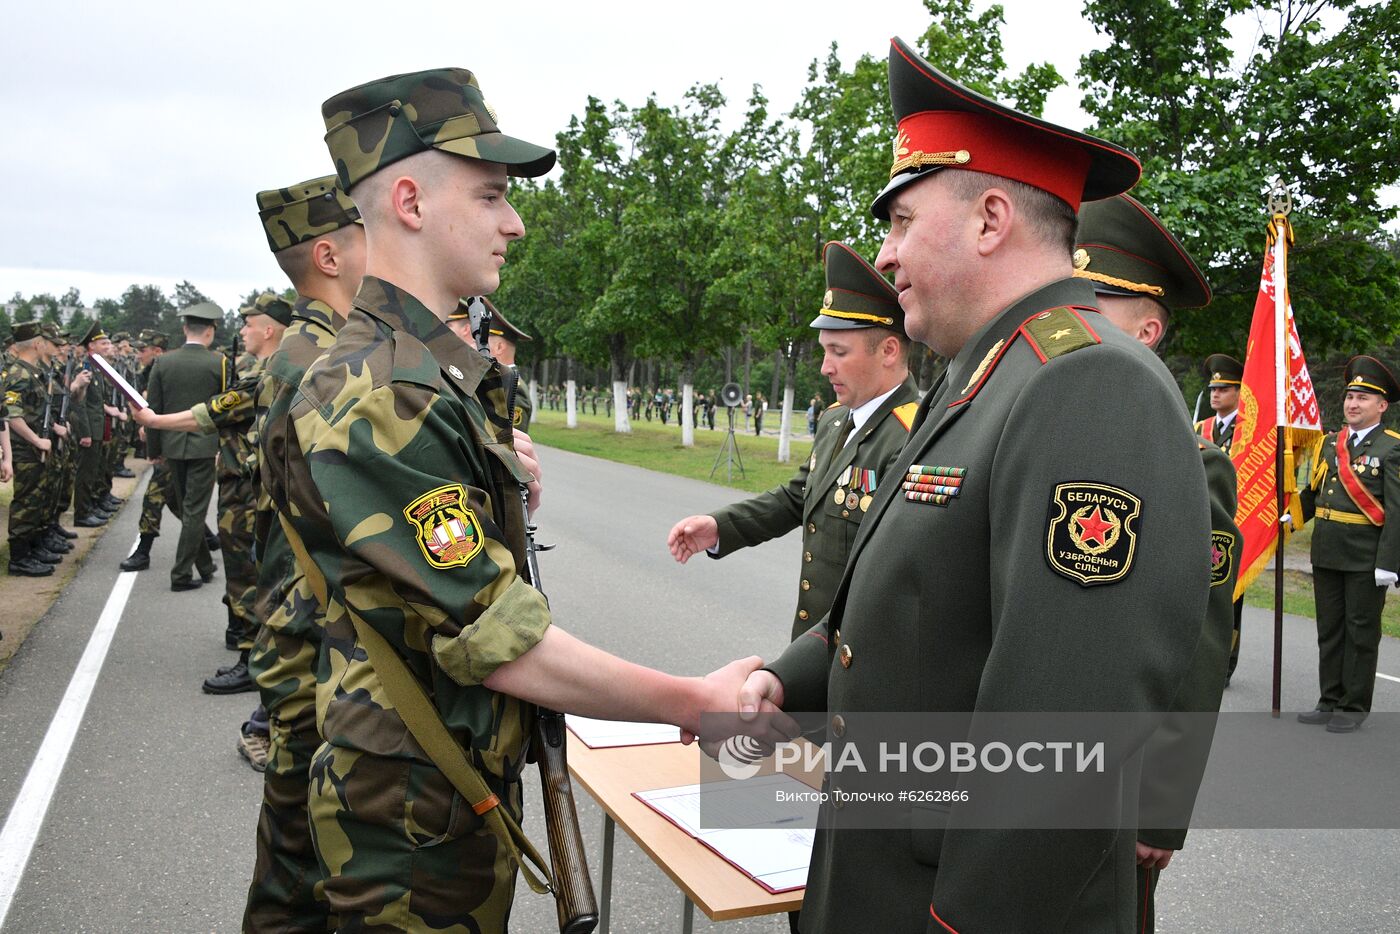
[0,0,1302,311]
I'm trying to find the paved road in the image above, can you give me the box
[0,447,1398,932]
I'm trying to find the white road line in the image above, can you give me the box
[0,549,138,928]
[1378,672,1400,685]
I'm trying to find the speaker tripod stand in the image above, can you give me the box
[709,406,747,482]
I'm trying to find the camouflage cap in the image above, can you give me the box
[148,332,170,350]
[242,292,294,326]
[40,322,62,341]
[321,68,556,191]
[181,301,223,323]
[111,330,131,343]
[811,241,905,335]
[12,320,43,342]
[256,174,362,254]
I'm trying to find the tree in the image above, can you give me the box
[1079,0,1400,361]
[118,284,175,337]
[173,280,212,310]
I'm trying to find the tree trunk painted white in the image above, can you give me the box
[565,379,578,428]
[529,379,539,415]
[681,383,694,447]
[612,380,631,433]
[777,383,795,463]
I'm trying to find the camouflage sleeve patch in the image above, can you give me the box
[1019,306,1101,364]
[404,483,485,569]
[1045,481,1141,586]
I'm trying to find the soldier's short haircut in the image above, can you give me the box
[14,336,39,351]
[183,320,214,338]
[943,169,1079,257]
[274,223,361,289]
[349,149,450,226]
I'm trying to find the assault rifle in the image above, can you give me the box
[38,363,56,463]
[54,354,76,447]
[472,297,598,934]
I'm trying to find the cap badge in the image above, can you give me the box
[1072,249,1091,271]
[823,289,834,309]
[448,365,464,379]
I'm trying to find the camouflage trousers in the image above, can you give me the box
[139,461,180,536]
[218,474,259,645]
[307,744,519,933]
[245,573,329,932]
[8,458,48,545]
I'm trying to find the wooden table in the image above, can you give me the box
[567,734,819,932]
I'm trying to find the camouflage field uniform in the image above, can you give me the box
[244,174,360,934]
[192,354,263,644]
[245,297,344,934]
[5,357,52,553]
[282,277,547,931]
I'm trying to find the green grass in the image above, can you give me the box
[527,405,813,495]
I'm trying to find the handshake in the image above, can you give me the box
[684,657,800,758]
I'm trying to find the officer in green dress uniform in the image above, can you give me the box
[1074,192,1240,932]
[1296,355,1400,733]
[145,301,226,591]
[738,38,1210,933]
[1197,354,1242,453]
[668,240,919,641]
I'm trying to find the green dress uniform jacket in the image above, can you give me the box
[1195,415,1237,455]
[1301,427,1400,573]
[767,278,1209,934]
[145,343,227,460]
[711,380,919,638]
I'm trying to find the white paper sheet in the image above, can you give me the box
[636,773,817,893]
[88,353,149,410]
[565,715,681,748]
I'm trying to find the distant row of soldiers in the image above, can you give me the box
[2,322,154,576]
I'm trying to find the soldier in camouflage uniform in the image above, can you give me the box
[6,322,68,575]
[243,173,365,933]
[277,69,764,931]
[133,295,291,690]
[111,332,138,479]
[38,330,79,554]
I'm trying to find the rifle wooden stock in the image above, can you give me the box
[534,709,599,934]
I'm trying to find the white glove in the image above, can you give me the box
[1375,568,1398,588]
[1280,514,1293,529]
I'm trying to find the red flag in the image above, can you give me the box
[1230,215,1324,598]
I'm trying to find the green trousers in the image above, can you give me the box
[1311,566,1386,713]
[167,457,216,584]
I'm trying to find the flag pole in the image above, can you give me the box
[1269,179,1293,717]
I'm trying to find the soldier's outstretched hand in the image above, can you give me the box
[668,515,719,563]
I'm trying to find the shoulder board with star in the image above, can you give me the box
[1018,306,1101,364]
[892,402,918,432]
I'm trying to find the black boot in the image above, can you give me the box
[203,650,255,694]
[49,524,78,541]
[120,534,154,572]
[114,466,135,479]
[204,527,221,552]
[31,541,63,564]
[42,532,73,554]
[8,541,54,577]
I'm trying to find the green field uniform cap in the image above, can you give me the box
[1204,354,1243,389]
[321,68,556,191]
[139,329,169,350]
[11,321,42,343]
[872,36,1140,221]
[484,299,531,344]
[244,292,294,326]
[182,301,223,324]
[111,330,131,343]
[811,241,905,335]
[256,174,362,253]
[1344,355,1400,402]
[1073,194,1211,309]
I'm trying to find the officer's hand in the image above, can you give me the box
[511,428,543,514]
[1376,568,1399,588]
[1135,842,1175,870]
[681,657,797,745]
[668,515,720,563]
[79,437,92,448]
[51,423,68,438]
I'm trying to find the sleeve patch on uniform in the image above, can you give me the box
[403,483,484,569]
[512,407,524,427]
[210,390,241,414]
[1045,482,1141,586]
[1210,530,1236,586]
[3,390,18,407]
[892,402,919,432]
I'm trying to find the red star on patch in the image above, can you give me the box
[1076,507,1114,547]
[1211,544,1224,564]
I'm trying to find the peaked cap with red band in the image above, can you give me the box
[811,241,906,335]
[871,36,1141,221]
[1074,194,1211,309]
